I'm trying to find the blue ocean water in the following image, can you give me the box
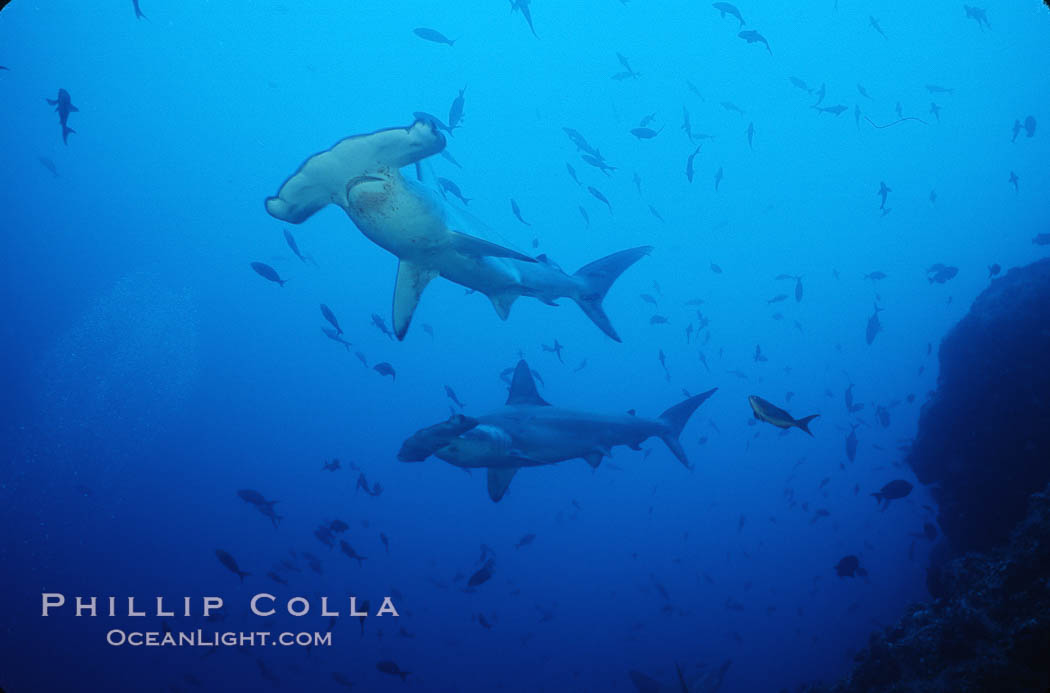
[1,0,1048,691]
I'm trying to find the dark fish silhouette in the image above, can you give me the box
[813,104,847,115]
[132,0,147,20]
[877,181,891,209]
[511,199,530,225]
[812,82,826,106]
[541,339,564,363]
[510,0,538,37]
[445,385,466,408]
[283,228,312,264]
[46,88,77,143]
[721,101,745,116]
[856,83,873,99]
[865,304,883,345]
[872,480,913,508]
[566,162,581,186]
[321,327,351,351]
[437,177,471,205]
[215,549,250,582]
[587,186,612,211]
[712,2,745,26]
[448,87,466,132]
[685,145,701,182]
[714,166,723,192]
[630,127,661,139]
[835,555,867,577]
[738,30,771,54]
[748,395,818,436]
[926,263,958,284]
[845,424,858,462]
[320,304,342,334]
[468,559,495,588]
[615,52,639,79]
[988,263,1001,277]
[339,540,367,566]
[789,76,814,94]
[377,661,411,682]
[413,27,455,46]
[374,362,396,381]
[250,262,286,286]
[869,15,887,39]
[371,313,395,340]
[745,121,754,149]
[38,156,59,177]
[1009,171,1019,192]
[963,4,990,29]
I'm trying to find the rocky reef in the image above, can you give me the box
[908,258,1050,558]
[801,258,1050,693]
[803,483,1050,693]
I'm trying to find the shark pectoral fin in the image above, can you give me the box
[508,450,543,466]
[539,298,560,307]
[583,452,603,468]
[393,261,437,340]
[488,292,518,321]
[449,230,537,262]
[486,467,519,502]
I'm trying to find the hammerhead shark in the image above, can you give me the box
[398,360,717,501]
[266,119,650,340]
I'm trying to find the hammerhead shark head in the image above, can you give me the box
[266,119,649,340]
[398,360,717,501]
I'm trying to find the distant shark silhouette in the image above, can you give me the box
[266,120,649,340]
[399,360,717,501]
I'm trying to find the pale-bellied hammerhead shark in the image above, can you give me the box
[266,119,649,340]
[399,360,717,501]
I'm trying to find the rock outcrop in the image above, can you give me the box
[907,258,1050,557]
[803,483,1050,693]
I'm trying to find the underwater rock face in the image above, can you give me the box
[907,258,1050,556]
[804,484,1050,693]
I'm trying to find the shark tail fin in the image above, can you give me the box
[658,387,717,468]
[62,125,76,143]
[795,414,819,436]
[572,246,653,341]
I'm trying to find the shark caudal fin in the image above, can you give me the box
[794,414,819,436]
[572,246,653,341]
[658,387,718,468]
[392,261,437,340]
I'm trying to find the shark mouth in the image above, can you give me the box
[344,175,387,205]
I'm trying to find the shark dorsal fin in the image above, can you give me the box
[506,360,549,406]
